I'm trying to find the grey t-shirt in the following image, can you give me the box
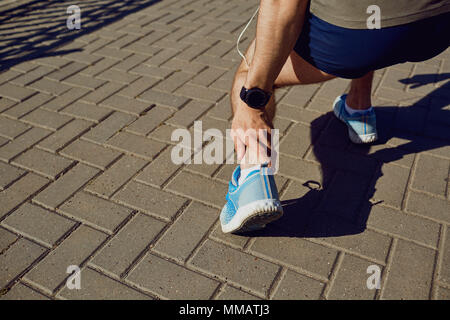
[310,0,450,29]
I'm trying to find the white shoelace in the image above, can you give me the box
[236,6,260,68]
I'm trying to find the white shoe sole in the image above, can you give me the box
[221,199,283,234]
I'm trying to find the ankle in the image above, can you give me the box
[345,93,371,110]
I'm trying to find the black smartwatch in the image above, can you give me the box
[240,86,272,109]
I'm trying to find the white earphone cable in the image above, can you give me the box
[236,6,260,68]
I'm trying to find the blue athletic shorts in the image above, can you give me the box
[294,12,450,79]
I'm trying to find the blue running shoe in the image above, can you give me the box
[220,164,283,234]
[333,94,378,144]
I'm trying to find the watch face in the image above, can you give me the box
[247,88,266,107]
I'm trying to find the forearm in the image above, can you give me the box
[244,0,308,92]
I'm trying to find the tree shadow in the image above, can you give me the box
[0,0,162,71]
[242,72,450,238]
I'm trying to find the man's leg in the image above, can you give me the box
[346,71,374,110]
[231,39,335,120]
[231,39,336,167]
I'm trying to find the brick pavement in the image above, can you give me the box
[0,0,449,300]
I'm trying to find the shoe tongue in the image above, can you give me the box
[231,165,241,187]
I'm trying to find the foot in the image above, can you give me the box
[220,164,283,234]
[333,94,378,144]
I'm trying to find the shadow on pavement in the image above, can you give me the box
[243,72,450,238]
[0,0,161,71]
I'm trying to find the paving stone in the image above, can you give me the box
[367,205,440,247]
[63,52,103,66]
[412,153,449,197]
[153,201,217,262]
[59,191,132,234]
[80,82,125,105]
[41,87,90,112]
[272,270,325,300]
[85,155,148,198]
[62,74,106,91]
[175,83,225,103]
[0,282,49,300]
[0,227,17,253]
[138,89,190,109]
[382,239,435,299]
[112,54,149,72]
[0,116,30,139]
[0,162,24,191]
[12,148,74,179]
[127,253,219,299]
[0,82,36,102]
[437,286,450,300]
[123,42,161,57]
[277,155,322,183]
[113,180,186,221]
[208,222,249,250]
[153,71,193,93]
[190,239,279,296]
[82,112,136,144]
[60,139,121,170]
[280,123,313,158]
[194,55,235,70]
[0,137,8,148]
[0,173,49,219]
[439,226,450,285]
[33,56,71,69]
[406,191,450,223]
[306,96,335,114]
[29,78,71,96]
[106,131,166,160]
[216,285,261,300]
[371,163,410,209]
[162,58,207,75]
[93,47,133,61]
[21,108,73,131]
[0,97,16,113]
[117,76,160,98]
[134,147,182,188]
[2,203,75,247]
[165,171,228,207]
[37,119,93,153]
[91,213,165,276]
[60,101,112,123]
[144,48,179,66]
[316,229,391,263]
[45,62,88,82]
[2,92,53,119]
[279,84,320,108]
[0,238,46,289]
[250,238,338,279]
[100,94,151,115]
[24,225,107,294]
[0,70,22,86]
[125,105,173,136]
[129,64,173,79]
[166,100,214,128]
[328,255,380,300]
[0,0,448,300]
[206,97,232,121]
[57,267,149,300]
[97,69,141,86]
[33,163,99,210]
[148,123,184,145]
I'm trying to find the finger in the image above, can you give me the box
[257,128,271,150]
[244,129,260,165]
[257,128,272,164]
[236,136,246,161]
